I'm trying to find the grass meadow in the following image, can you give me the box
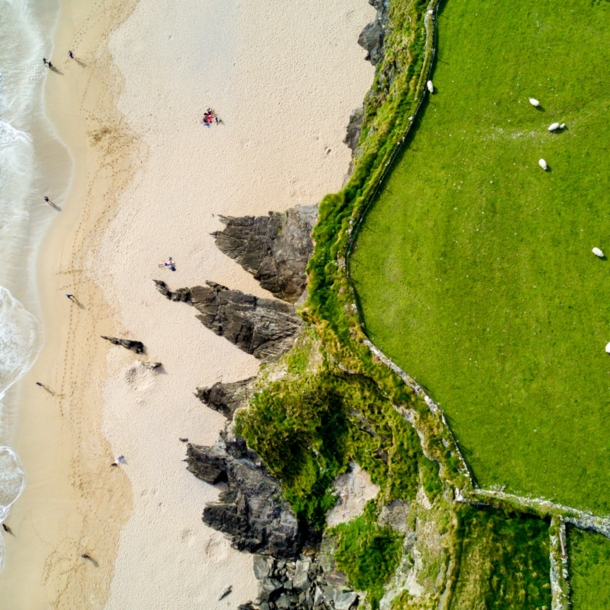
[351,0,610,513]
[568,527,610,608]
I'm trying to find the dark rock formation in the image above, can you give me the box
[101,336,145,354]
[186,442,228,484]
[190,282,302,361]
[195,377,255,420]
[156,281,302,362]
[344,107,365,154]
[153,280,191,302]
[186,430,300,558]
[239,556,359,610]
[358,0,390,65]
[212,206,317,303]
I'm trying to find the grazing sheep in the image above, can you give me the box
[538,159,548,170]
[593,247,605,258]
[427,80,434,93]
[605,342,610,354]
[548,122,560,131]
[529,97,540,107]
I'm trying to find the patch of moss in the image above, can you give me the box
[450,506,552,609]
[333,503,404,610]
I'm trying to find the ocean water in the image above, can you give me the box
[0,0,71,571]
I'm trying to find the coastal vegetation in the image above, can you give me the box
[568,527,610,609]
[236,331,439,532]
[332,503,404,609]
[451,506,551,608]
[351,0,610,513]
[228,0,610,606]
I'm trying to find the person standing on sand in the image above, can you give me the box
[66,294,76,302]
[2,524,14,535]
[43,58,48,66]
[47,61,54,69]
[68,50,74,59]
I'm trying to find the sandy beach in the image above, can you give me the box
[0,0,374,608]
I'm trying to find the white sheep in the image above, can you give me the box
[427,80,434,93]
[605,342,610,354]
[529,98,540,107]
[593,247,605,258]
[538,159,548,170]
[548,122,560,131]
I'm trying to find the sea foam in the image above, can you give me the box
[0,0,70,572]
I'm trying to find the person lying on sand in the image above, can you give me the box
[158,257,176,271]
[202,108,222,127]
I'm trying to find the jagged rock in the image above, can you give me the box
[276,594,299,609]
[344,107,364,153]
[101,336,145,354]
[189,282,302,362]
[153,280,192,302]
[358,0,390,65]
[153,279,171,298]
[212,206,317,303]
[219,586,232,600]
[335,592,359,610]
[261,578,284,594]
[293,559,311,591]
[358,20,384,64]
[243,555,358,609]
[187,429,300,558]
[194,377,255,420]
[185,443,228,484]
[254,555,273,580]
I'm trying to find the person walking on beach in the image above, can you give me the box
[66,294,76,302]
[43,58,48,66]
[36,381,55,395]
[2,524,14,536]
[68,50,74,60]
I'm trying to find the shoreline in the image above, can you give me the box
[0,0,376,607]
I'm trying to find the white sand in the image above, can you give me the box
[99,1,375,609]
[0,0,374,608]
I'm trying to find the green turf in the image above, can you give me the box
[569,527,610,609]
[451,507,551,609]
[351,0,610,512]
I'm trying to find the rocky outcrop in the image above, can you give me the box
[186,429,300,558]
[190,282,302,361]
[154,281,302,362]
[195,377,256,420]
[344,107,365,154]
[152,280,191,302]
[101,336,145,354]
[238,556,359,610]
[212,206,317,303]
[358,0,390,65]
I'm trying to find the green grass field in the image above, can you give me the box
[351,0,610,512]
[569,527,610,609]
